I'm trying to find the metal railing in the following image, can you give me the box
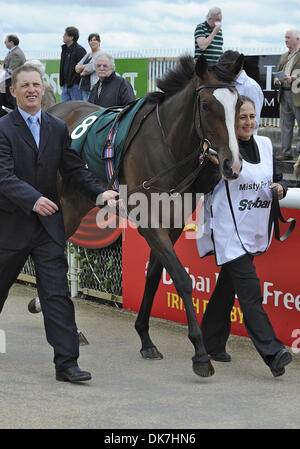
[20,239,123,301]
[1,45,286,61]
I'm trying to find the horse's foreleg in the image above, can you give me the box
[172,268,214,377]
[135,250,164,360]
[140,229,214,377]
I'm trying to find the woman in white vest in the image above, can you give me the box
[197,96,292,377]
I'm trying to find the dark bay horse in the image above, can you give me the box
[30,54,244,378]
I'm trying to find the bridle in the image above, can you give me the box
[132,82,237,196]
[108,82,237,196]
[195,83,236,154]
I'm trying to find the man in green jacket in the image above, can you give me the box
[0,34,26,109]
[275,29,300,161]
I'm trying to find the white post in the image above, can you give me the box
[280,188,300,210]
[0,329,6,354]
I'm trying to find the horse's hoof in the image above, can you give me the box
[28,297,41,314]
[140,346,164,360]
[193,360,215,377]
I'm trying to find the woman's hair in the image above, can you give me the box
[88,33,101,42]
[240,95,256,111]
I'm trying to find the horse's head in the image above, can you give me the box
[195,54,244,180]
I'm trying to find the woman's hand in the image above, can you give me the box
[75,64,86,74]
[270,183,284,200]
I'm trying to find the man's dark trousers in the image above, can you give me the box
[0,218,79,370]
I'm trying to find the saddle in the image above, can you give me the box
[71,97,146,190]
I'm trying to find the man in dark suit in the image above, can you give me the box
[88,52,135,107]
[0,64,119,382]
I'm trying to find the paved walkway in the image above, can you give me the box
[0,283,299,430]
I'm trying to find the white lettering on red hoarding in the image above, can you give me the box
[162,270,299,313]
[163,267,210,293]
[166,293,244,323]
[263,282,300,311]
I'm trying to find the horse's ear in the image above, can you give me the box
[230,54,244,76]
[195,55,208,78]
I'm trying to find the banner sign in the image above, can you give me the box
[43,58,148,103]
[243,55,281,118]
[122,209,300,348]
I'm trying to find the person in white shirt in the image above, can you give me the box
[218,50,264,133]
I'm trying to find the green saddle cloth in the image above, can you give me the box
[71,97,145,184]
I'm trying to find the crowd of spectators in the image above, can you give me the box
[1,18,299,147]
[0,26,136,112]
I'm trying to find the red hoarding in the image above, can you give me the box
[122,209,300,347]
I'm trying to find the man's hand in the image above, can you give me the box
[99,190,120,207]
[274,77,281,86]
[284,75,293,84]
[213,24,222,34]
[35,197,59,216]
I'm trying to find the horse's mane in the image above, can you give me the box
[146,54,236,104]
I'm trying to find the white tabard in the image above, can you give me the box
[197,135,274,265]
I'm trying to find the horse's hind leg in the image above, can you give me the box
[135,250,164,360]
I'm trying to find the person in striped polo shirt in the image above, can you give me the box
[194,6,223,63]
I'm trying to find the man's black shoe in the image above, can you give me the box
[208,351,231,362]
[269,348,292,377]
[56,366,92,382]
